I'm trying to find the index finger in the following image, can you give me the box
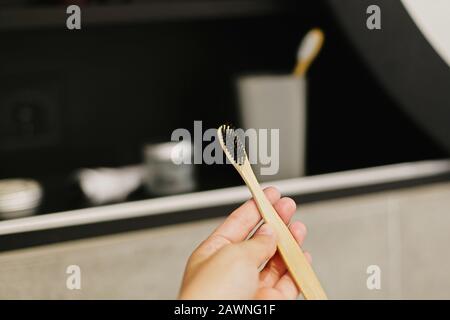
[210,186,281,243]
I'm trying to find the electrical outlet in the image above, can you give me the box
[0,79,62,151]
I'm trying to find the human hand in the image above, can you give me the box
[178,187,311,300]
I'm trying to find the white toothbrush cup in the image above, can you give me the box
[237,75,307,182]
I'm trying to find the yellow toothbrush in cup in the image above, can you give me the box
[293,28,325,77]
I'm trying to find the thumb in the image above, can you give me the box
[239,224,277,267]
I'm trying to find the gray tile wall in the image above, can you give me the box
[1,181,450,299]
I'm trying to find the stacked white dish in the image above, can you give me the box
[0,179,43,219]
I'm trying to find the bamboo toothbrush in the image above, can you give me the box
[217,125,327,300]
[293,28,325,77]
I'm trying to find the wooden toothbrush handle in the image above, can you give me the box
[293,60,309,77]
[243,170,327,299]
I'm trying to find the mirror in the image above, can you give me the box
[401,0,450,68]
[328,0,450,154]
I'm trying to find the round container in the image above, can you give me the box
[0,179,43,219]
[143,141,196,196]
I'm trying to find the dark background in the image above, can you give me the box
[0,0,446,214]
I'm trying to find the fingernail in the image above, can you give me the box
[259,224,274,236]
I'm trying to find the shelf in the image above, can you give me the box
[1,159,450,251]
[0,0,295,31]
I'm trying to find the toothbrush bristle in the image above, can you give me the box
[218,124,246,166]
[297,28,324,60]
